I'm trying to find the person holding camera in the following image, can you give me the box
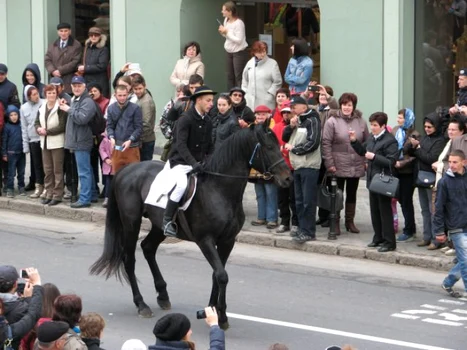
[149,306,225,350]
[0,266,43,349]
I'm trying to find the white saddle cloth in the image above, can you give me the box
[144,161,197,210]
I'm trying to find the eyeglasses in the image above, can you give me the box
[231,93,243,97]
[89,33,101,37]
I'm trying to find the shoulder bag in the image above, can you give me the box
[368,159,399,198]
[415,162,436,188]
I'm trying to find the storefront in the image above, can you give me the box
[3,0,453,147]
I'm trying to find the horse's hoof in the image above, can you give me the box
[157,299,172,310]
[219,320,230,330]
[138,307,154,318]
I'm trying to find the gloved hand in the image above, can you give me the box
[192,162,204,174]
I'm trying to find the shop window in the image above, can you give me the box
[414,0,463,120]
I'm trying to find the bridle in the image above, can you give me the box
[203,142,286,179]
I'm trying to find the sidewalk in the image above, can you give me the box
[0,170,454,272]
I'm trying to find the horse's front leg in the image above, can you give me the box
[198,238,233,330]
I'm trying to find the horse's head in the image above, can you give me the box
[249,123,293,188]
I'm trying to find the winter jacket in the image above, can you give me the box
[284,55,313,94]
[136,91,156,143]
[310,97,339,130]
[170,54,205,87]
[83,34,110,97]
[105,93,138,119]
[272,119,292,169]
[0,285,44,350]
[391,125,419,175]
[65,93,97,152]
[35,100,67,150]
[169,105,214,167]
[351,130,399,188]
[457,86,467,106]
[282,108,321,170]
[106,101,143,148]
[322,109,369,178]
[408,113,447,176]
[20,86,43,152]
[242,56,282,110]
[433,167,467,235]
[231,99,255,125]
[0,78,20,110]
[21,63,45,102]
[0,103,4,143]
[166,98,192,123]
[3,106,23,156]
[212,108,241,149]
[99,135,112,175]
[148,325,225,350]
[82,337,104,350]
[160,100,176,139]
[61,328,86,350]
[44,36,83,94]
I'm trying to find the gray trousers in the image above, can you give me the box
[226,49,249,89]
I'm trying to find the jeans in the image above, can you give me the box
[398,174,416,235]
[294,168,319,237]
[7,153,25,190]
[254,182,278,222]
[141,141,155,161]
[443,232,467,292]
[418,187,434,243]
[74,150,97,204]
[103,174,113,198]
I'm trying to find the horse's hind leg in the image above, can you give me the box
[123,222,154,318]
[141,226,171,310]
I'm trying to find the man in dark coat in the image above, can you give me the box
[0,64,20,110]
[163,86,216,237]
[229,87,255,127]
[44,23,83,94]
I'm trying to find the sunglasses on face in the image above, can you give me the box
[231,93,243,97]
[89,33,101,37]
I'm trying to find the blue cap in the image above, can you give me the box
[71,76,85,85]
[460,69,467,76]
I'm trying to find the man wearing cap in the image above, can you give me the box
[450,69,467,116]
[35,321,69,349]
[272,101,298,234]
[283,96,322,243]
[45,23,82,94]
[163,86,216,237]
[228,87,255,128]
[78,27,110,98]
[59,76,98,208]
[0,63,20,110]
[50,78,72,105]
[0,266,43,349]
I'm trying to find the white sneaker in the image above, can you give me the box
[440,246,450,253]
[445,249,456,256]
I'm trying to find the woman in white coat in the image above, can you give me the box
[241,41,282,111]
[170,41,205,88]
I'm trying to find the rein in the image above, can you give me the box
[203,142,286,179]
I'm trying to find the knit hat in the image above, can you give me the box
[153,313,191,341]
[6,105,20,117]
[121,339,147,350]
[37,321,69,343]
[0,63,7,74]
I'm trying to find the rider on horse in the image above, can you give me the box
[162,86,216,237]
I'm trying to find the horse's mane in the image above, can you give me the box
[205,127,256,173]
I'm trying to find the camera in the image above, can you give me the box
[307,85,321,92]
[196,310,206,319]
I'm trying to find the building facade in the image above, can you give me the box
[0,0,457,148]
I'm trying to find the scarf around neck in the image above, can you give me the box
[395,108,415,158]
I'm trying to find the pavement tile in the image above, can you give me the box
[338,244,366,259]
[236,231,275,247]
[365,249,398,264]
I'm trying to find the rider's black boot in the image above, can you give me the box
[162,199,180,237]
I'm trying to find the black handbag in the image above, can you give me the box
[317,173,344,212]
[368,160,399,198]
[415,169,436,188]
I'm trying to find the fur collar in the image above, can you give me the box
[85,34,107,49]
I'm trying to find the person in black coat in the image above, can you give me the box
[228,87,255,127]
[211,94,240,149]
[0,266,44,350]
[78,27,110,98]
[163,86,216,237]
[350,112,399,252]
[408,112,447,249]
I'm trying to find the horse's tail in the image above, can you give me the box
[90,179,127,282]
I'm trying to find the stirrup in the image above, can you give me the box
[163,221,178,237]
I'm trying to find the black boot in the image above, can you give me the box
[162,199,180,237]
[25,179,35,191]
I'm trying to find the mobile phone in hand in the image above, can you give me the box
[216,18,223,26]
[307,85,321,92]
[20,269,28,278]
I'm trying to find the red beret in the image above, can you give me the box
[254,105,271,114]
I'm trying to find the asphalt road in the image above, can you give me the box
[0,211,465,350]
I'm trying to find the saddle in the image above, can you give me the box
[180,174,196,207]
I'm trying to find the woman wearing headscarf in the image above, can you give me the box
[392,108,418,242]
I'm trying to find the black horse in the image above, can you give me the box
[90,123,292,329]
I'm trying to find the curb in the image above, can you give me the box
[0,197,453,272]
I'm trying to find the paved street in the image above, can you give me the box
[1,211,465,350]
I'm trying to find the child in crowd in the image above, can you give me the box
[99,130,113,208]
[2,105,25,197]
[79,312,106,350]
